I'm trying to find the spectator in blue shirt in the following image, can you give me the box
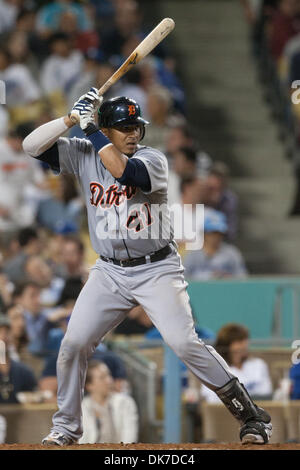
[36,0,92,36]
[36,173,83,235]
[184,209,248,280]
[14,281,69,356]
[41,278,128,394]
[290,363,300,399]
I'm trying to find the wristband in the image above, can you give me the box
[83,124,111,152]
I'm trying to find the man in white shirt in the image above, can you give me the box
[40,32,83,96]
[0,124,46,231]
[0,47,41,108]
[79,361,138,444]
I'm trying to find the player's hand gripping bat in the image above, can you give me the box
[69,17,175,124]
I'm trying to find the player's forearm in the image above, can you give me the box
[99,145,128,178]
[22,116,74,157]
[82,123,127,178]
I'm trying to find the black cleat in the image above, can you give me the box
[240,408,272,445]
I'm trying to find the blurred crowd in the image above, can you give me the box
[241,0,300,214]
[0,0,255,444]
[0,0,247,279]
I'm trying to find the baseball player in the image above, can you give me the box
[23,88,272,446]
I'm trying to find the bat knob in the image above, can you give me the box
[69,113,80,124]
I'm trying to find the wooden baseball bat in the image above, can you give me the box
[70,17,175,123]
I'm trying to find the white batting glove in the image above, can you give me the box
[79,87,102,106]
[70,87,103,130]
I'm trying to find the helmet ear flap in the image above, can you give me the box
[140,124,145,141]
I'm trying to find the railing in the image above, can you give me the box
[111,341,162,442]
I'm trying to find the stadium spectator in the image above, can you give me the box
[23,255,65,307]
[0,313,37,404]
[100,0,143,59]
[165,124,195,156]
[6,304,28,362]
[38,374,58,404]
[202,162,239,241]
[36,0,92,37]
[137,57,158,93]
[61,236,88,281]
[289,362,300,398]
[3,227,42,283]
[37,174,83,234]
[173,147,199,181]
[43,233,67,279]
[90,0,115,24]
[165,125,212,175]
[183,209,247,280]
[180,176,206,206]
[116,37,184,112]
[0,271,13,310]
[200,323,273,402]
[171,176,206,254]
[41,346,129,397]
[92,345,128,394]
[0,47,42,124]
[40,32,84,113]
[114,305,153,335]
[68,54,114,107]
[0,124,46,232]
[42,277,128,394]
[44,277,83,356]
[57,10,99,54]
[79,361,138,444]
[268,0,300,61]
[0,232,20,262]
[142,85,178,151]
[117,67,148,119]
[0,0,23,34]
[165,128,212,205]
[15,9,49,62]
[7,30,39,77]
[13,281,68,356]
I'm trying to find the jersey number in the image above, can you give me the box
[126,203,153,232]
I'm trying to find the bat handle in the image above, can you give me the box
[98,80,113,96]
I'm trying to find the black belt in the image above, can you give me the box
[100,244,173,268]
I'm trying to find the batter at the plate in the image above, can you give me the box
[22,88,272,446]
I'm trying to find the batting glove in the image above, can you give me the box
[69,87,103,131]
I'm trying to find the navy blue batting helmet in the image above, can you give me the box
[98,96,149,139]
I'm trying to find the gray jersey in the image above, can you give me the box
[56,137,173,259]
[43,133,239,444]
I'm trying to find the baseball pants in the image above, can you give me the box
[52,249,235,440]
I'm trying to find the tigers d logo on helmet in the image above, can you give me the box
[128,105,136,116]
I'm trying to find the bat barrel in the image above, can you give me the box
[70,18,175,123]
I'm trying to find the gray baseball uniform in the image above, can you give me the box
[47,136,234,440]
